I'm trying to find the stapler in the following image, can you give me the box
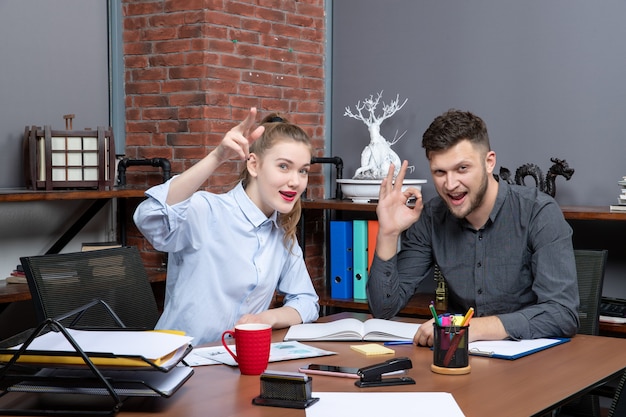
[355,357,416,388]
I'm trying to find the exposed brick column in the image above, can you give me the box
[121,1,327,292]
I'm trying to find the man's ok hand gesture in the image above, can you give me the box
[375,160,423,261]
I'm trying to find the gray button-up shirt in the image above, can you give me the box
[368,181,579,340]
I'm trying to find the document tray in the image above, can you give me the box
[0,316,193,415]
[6,365,193,398]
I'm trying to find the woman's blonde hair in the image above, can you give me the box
[239,113,312,251]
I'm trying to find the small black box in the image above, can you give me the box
[252,371,319,409]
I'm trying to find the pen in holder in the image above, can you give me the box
[431,323,471,375]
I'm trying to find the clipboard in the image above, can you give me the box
[468,338,570,360]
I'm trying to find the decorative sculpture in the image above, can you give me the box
[495,157,574,197]
[344,91,414,179]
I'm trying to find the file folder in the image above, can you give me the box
[367,220,379,273]
[468,338,570,360]
[353,220,368,299]
[330,221,353,299]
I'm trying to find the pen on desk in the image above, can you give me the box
[383,341,414,346]
[429,302,441,326]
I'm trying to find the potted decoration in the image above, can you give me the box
[338,91,425,202]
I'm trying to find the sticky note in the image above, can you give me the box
[350,343,395,356]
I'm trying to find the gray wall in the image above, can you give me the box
[0,1,112,279]
[331,1,626,298]
[0,0,110,188]
[331,0,626,207]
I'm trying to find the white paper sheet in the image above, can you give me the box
[185,341,336,366]
[306,392,465,417]
[12,329,193,361]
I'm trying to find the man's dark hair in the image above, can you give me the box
[422,110,490,159]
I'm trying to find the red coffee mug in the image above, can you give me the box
[221,323,272,375]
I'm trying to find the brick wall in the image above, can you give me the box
[120,0,327,293]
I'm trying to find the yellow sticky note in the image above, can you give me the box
[350,343,395,356]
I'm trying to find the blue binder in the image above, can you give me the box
[330,220,353,299]
[352,220,368,299]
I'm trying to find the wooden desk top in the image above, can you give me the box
[93,313,626,417]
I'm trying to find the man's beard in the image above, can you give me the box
[447,171,489,220]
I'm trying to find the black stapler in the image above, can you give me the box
[355,357,416,388]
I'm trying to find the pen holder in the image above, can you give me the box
[431,323,471,375]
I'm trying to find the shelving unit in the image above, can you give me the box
[0,188,166,305]
[302,199,626,336]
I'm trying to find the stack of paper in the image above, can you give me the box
[2,329,193,369]
[610,177,626,212]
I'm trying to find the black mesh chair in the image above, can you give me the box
[574,249,608,336]
[20,246,160,330]
[557,249,608,417]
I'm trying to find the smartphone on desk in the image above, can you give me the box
[298,364,360,379]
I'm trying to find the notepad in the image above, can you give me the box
[350,343,395,356]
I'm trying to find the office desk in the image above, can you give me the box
[88,313,623,417]
[2,313,625,417]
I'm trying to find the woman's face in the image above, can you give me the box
[246,139,311,217]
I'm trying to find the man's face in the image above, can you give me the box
[428,139,492,220]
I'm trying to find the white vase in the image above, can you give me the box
[336,178,427,203]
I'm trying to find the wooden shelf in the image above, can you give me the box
[598,321,626,337]
[0,270,166,305]
[0,187,146,202]
[319,289,446,317]
[302,199,378,212]
[561,205,626,221]
[303,199,626,220]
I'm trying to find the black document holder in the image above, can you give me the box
[0,303,193,416]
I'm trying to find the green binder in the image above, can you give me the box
[352,220,368,299]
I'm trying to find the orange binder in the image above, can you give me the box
[367,220,379,272]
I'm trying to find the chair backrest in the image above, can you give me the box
[21,246,160,330]
[574,249,608,336]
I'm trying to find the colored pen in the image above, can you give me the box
[383,341,414,346]
[429,302,441,326]
[461,307,475,326]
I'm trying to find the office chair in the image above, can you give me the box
[20,246,160,330]
[573,250,608,336]
[557,249,608,417]
[608,370,626,417]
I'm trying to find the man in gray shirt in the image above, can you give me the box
[367,109,579,346]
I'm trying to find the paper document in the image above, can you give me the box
[10,329,193,361]
[306,392,465,417]
[185,341,335,367]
